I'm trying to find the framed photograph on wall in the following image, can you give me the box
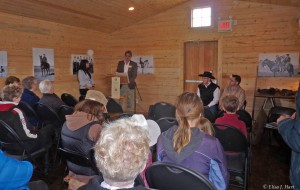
[32,48,55,81]
[258,53,299,77]
[131,56,154,74]
[71,54,94,75]
[0,51,8,78]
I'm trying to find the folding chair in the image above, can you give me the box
[0,120,50,174]
[148,102,176,121]
[213,123,249,190]
[58,105,74,122]
[146,162,216,190]
[61,93,79,107]
[156,117,178,133]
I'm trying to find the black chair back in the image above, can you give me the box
[156,117,178,133]
[204,107,216,123]
[213,123,248,153]
[146,162,216,190]
[148,102,176,121]
[35,102,63,126]
[0,120,49,173]
[267,106,296,123]
[61,93,79,107]
[106,98,123,113]
[17,101,39,119]
[236,109,253,131]
[57,147,99,175]
[58,105,74,122]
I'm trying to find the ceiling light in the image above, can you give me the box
[128,7,135,11]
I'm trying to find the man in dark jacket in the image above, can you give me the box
[116,50,138,113]
[277,82,300,189]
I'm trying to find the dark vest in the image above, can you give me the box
[198,83,219,106]
[61,121,100,176]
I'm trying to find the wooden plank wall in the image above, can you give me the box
[0,0,299,117]
[0,12,110,99]
[105,0,300,115]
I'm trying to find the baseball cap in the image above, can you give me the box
[85,90,108,113]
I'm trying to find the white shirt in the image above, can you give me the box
[123,61,130,73]
[197,82,220,107]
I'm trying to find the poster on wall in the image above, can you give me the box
[32,48,55,81]
[0,51,8,78]
[131,56,154,74]
[71,54,94,75]
[258,53,299,77]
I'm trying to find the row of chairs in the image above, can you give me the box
[57,144,216,190]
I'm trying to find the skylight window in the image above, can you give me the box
[191,7,211,28]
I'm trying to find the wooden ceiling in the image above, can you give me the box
[238,0,300,7]
[0,0,189,33]
[0,0,298,34]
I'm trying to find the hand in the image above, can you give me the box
[277,114,292,123]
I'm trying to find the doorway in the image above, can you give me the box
[184,41,218,93]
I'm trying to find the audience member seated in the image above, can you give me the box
[216,95,247,138]
[5,76,21,87]
[39,79,66,113]
[130,114,161,187]
[61,90,107,189]
[78,117,152,190]
[0,85,54,154]
[199,117,215,136]
[20,76,42,126]
[197,71,220,115]
[0,150,48,190]
[220,74,246,109]
[157,92,229,190]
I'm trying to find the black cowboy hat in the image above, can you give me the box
[198,71,215,79]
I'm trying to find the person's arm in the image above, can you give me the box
[208,87,220,107]
[116,61,123,73]
[277,117,300,153]
[213,139,230,188]
[238,89,246,109]
[88,124,102,142]
[0,150,33,189]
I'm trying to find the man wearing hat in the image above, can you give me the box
[197,71,220,115]
[220,74,245,109]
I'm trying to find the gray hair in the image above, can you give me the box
[94,117,150,184]
[39,79,52,94]
[22,76,37,90]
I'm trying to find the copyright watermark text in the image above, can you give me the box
[263,184,294,189]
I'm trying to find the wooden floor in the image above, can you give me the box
[31,133,291,190]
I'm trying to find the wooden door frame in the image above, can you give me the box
[182,37,223,91]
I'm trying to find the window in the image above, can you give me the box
[191,7,211,28]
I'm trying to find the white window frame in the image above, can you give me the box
[191,6,212,28]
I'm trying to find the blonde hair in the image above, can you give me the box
[173,92,204,153]
[199,117,214,136]
[94,117,150,183]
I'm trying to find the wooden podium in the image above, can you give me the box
[110,73,131,112]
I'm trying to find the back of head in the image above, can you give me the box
[173,92,204,152]
[199,117,214,136]
[1,85,23,101]
[221,95,239,113]
[5,76,20,86]
[22,76,36,90]
[94,117,150,185]
[74,99,104,123]
[39,79,53,94]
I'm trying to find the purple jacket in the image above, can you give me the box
[157,126,229,189]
